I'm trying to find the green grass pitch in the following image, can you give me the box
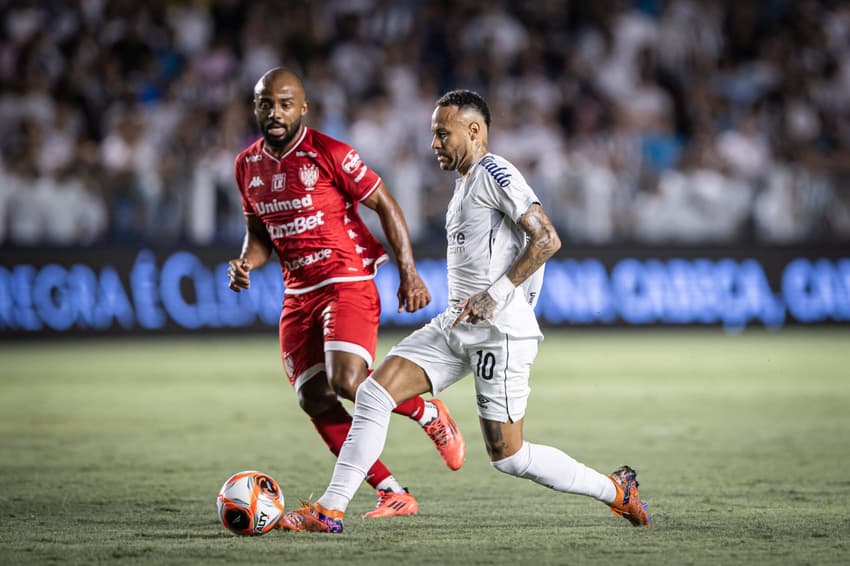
[1,329,848,565]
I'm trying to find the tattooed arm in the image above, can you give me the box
[505,203,562,284]
[452,203,561,327]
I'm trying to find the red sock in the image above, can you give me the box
[393,396,425,421]
[310,402,391,489]
[365,369,426,421]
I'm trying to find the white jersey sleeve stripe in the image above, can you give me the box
[358,178,382,202]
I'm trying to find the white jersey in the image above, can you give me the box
[445,152,545,339]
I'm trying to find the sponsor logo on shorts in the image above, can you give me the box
[476,395,491,409]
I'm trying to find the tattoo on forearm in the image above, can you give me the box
[509,204,561,284]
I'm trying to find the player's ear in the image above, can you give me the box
[301,100,309,116]
[468,120,481,140]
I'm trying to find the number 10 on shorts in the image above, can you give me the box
[474,350,496,380]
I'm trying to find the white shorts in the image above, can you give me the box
[388,310,539,422]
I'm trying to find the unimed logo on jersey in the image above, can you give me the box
[255,194,313,216]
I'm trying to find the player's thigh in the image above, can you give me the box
[322,280,380,369]
[279,296,325,394]
[371,354,433,404]
[324,349,369,400]
[468,331,538,424]
[386,314,471,396]
[479,417,525,461]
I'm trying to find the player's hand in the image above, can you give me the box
[397,270,431,313]
[451,292,497,328]
[227,258,252,292]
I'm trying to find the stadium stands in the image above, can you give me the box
[1,0,848,247]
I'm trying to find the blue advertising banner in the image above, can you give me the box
[1,245,848,336]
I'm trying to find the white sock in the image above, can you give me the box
[491,441,617,504]
[417,400,438,426]
[318,378,397,513]
[375,475,404,493]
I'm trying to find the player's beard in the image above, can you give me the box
[262,116,302,152]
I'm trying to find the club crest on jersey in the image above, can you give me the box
[299,163,319,191]
[272,173,285,192]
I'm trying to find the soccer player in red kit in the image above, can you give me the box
[227,67,465,522]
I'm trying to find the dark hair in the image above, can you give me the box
[436,89,491,128]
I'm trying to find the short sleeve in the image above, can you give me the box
[327,142,382,201]
[477,158,539,222]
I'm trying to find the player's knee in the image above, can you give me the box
[296,383,338,417]
[490,441,531,478]
[354,377,398,414]
[328,366,366,401]
[329,376,358,400]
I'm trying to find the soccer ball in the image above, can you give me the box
[216,470,285,536]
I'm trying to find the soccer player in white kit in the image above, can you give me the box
[285,90,651,532]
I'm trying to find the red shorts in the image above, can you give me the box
[279,279,380,392]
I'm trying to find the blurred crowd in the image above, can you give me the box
[1,0,849,248]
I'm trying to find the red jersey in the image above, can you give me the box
[235,127,389,295]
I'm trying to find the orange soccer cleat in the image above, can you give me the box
[608,465,652,526]
[363,489,419,518]
[276,500,345,533]
[423,399,466,471]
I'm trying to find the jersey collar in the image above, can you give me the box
[462,152,492,178]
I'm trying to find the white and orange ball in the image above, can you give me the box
[216,470,285,536]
